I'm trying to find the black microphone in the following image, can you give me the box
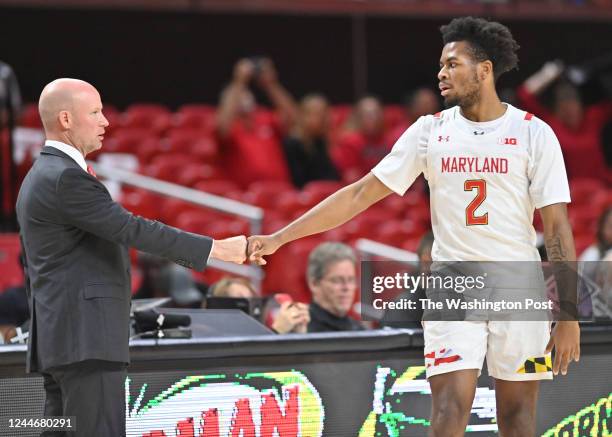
[134,310,191,333]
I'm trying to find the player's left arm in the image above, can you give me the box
[539,202,580,375]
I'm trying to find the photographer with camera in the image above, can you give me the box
[216,57,298,188]
[517,60,612,181]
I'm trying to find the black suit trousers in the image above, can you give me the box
[40,360,127,437]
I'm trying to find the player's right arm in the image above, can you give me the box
[248,115,429,264]
[248,173,392,264]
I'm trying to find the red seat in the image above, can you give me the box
[302,180,343,203]
[243,181,295,208]
[276,192,311,219]
[164,129,214,151]
[145,154,194,182]
[135,139,163,164]
[379,194,408,219]
[177,104,216,117]
[339,209,397,242]
[263,218,288,235]
[191,137,220,163]
[569,208,599,236]
[160,199,202,225]
[193,180,241,197]
[322,226,350,243]
[174,105,216,132]
[569,178,605,206]
[119,190,162,220]
[163,129,220,164]
[207,219,250,239]
[104,128,158,154]
[375,219,424,247]
[0,233,23,291]
[121,104,172,135]
[176,163,223,187]
[174,211,216,233]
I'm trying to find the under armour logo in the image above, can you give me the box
[473,131,485,136]
[438,135,450,142]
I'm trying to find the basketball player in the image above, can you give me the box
[248,17,580,436]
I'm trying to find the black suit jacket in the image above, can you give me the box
[16,146,213,372]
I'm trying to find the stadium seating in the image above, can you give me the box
[11,103,608,302]
[121,103,172,135]
[0,234,22,291]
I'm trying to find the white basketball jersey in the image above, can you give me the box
[372,104,571,261]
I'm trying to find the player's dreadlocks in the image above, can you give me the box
[440,17,520,81]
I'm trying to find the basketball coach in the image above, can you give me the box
[16,78,248,436]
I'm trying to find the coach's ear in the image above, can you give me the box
[58,110,72,130]
[479,60,494,82]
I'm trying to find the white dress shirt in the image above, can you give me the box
[45,140,88,172]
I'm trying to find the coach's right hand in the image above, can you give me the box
[210,236,248,264]
[247,235,282,265]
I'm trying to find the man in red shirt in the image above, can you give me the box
[332,95,389,179]
[386,87,441,145]
[517,60,612,182]
[216,58,297,188]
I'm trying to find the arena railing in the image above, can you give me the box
[355,238,418,321]
[89,162,265,291]
[355,238,418,263]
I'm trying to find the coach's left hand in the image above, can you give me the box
[546,320,580,376]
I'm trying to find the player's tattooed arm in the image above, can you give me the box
[540,203,580,375]
[544,234,568,262]
[540,203,578,319]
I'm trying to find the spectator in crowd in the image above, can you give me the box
[282,93,340,188]
[578,208,612,319]
[517,60,612,181]
[332,95,388,178]
[386,87,441,144]
[381,231,434,328]
[207,277,310,333]
[0,253,28,328]
[306,242,364,332]
[216,58,297,188]
[208,276,256,299]
[580,207,612,262]
[407,87,441,120]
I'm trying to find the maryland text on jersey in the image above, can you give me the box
[441,156,508,174]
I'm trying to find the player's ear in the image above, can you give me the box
[479,60,494,81]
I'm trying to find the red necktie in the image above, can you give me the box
[87,165,97,178]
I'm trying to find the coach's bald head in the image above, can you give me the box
[39,78,109,156]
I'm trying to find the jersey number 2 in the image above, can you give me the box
[464,179,488,226]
